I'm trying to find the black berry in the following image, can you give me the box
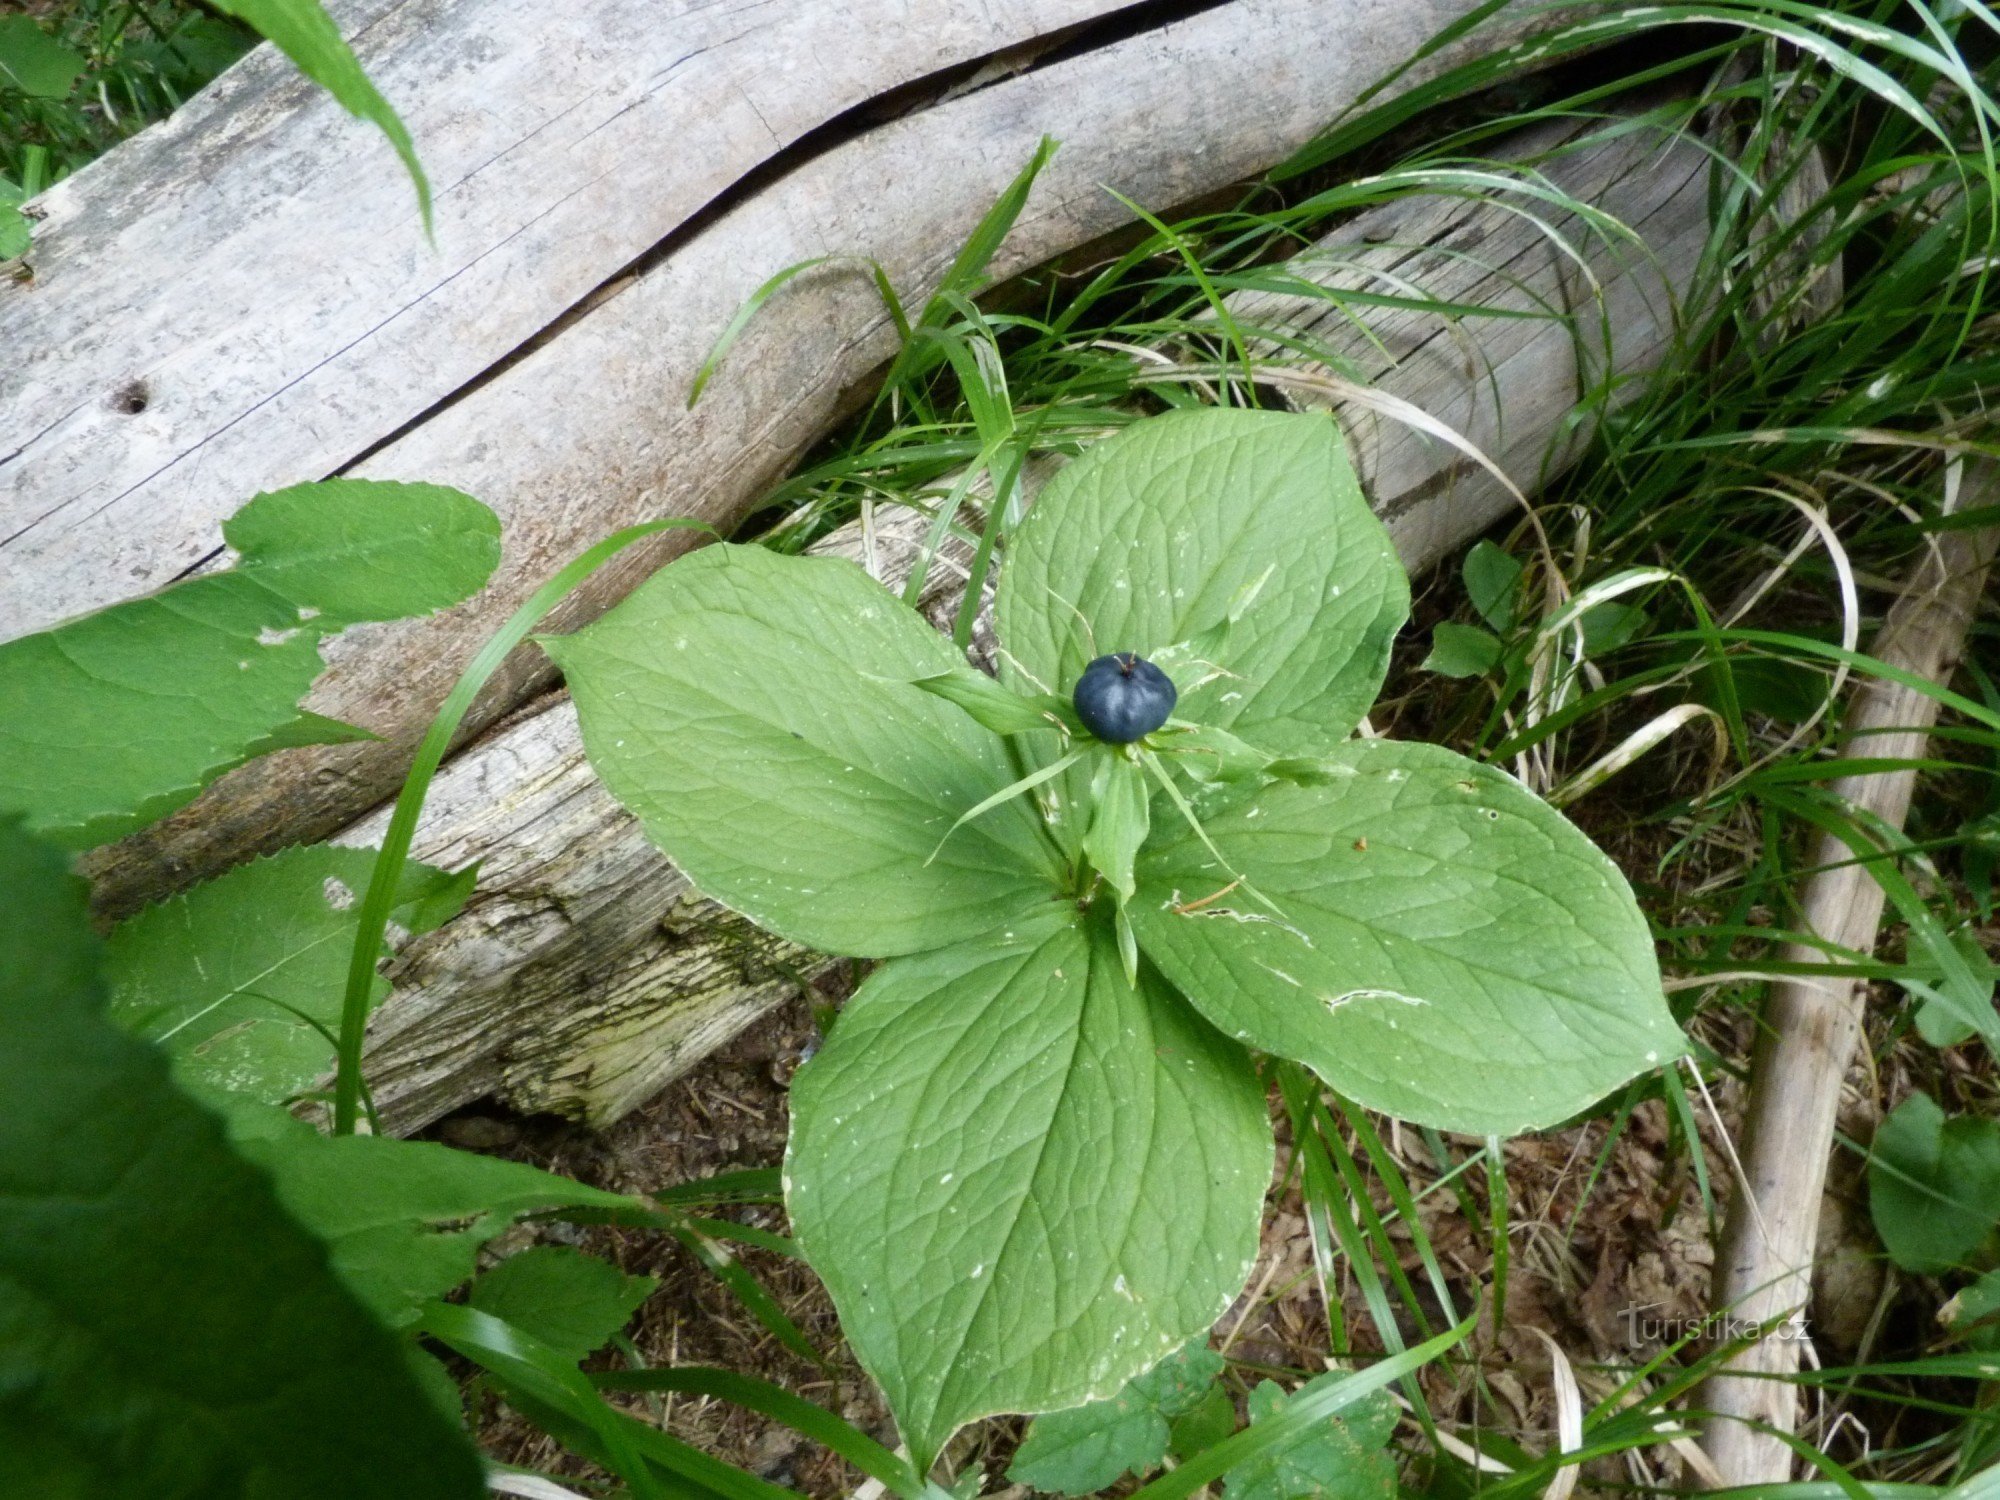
[1072,653,1176,743]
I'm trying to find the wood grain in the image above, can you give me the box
[37,0,1563,918]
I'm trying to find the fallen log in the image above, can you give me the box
[0,0,1572,919]
[344,109,1740,1132]
[1700,460,2000,1486]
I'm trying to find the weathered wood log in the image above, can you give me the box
[0,0,1569,919]
[344,110,1737,1133]
[1700,461,2000,1486]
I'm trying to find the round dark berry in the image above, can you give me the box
[1072,653,1176,743]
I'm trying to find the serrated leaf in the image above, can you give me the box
[0,819,484,1498]
[221,1103,633,1329]
[1868,1093,2000,1274]
[0,479,499,848]
[786,906,1270,1466]
[468,1246,657,1364]
[1421,622,1503,679]
[105,844,470,1105]
[220,478,497,626]
[1223,1373,1397,1500]
[1009,1343,1226,1495]
[997,409,1408,757]
[1462,541,1522,632]
[546,543,1058,957]
[1132,740,1683,1136]
[0,16,86,98]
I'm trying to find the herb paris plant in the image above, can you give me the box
[544,408,1685,1466]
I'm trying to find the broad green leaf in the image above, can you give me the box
[469,1246,658,1364]
[206,0,432,227]
[220,478,498,624]
[786,906,1270,1466]
[1463,541,1522,632]
[223,1104,633,1329]
[545,543,1059,957]
[0,16,86,98]
[1009,1342,1226,1495]
[1222,1373,1397,1500]
[1421,622,1503,679]
[997,409,1408,755]
[1132,739,1683,1136]
[0,479,499,848]
[105,844,470,1105]
[0,819,483,1498]
[1868,1093,2000,1274]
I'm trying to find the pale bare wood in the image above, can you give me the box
[0,0,1132,631]
[343,114,1736,1132]
[1701,461,2000,1486]
[53,0,1568,919]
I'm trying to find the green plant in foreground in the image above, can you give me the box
[546,406,1687,1465]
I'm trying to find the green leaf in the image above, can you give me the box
[786,906,1271,1467]
[1943,1267,2000,1351]
[222,1103,633,1329]
[205,0,432,228]
[1580,601,1646,655]
[0,819,484,1498]
[546,543,1059,957]
[1420,622,1503,679]
[1170,1381,1238,1460]
[468,1246,658,1364]
[908,665,1081,738]
[1083,752,1150,905]
[0,188,27,262]
[1868,1093,2000,1274]
[997,409,1408,756]
[0,16,86,98]
[1462,541,1522,632]
[1009,1343,1226,1495]
[1131,739,1683,1136]
[221,478,499,625]
[0,479,499,848]
[105,844,470,1105]
[1222,1373,1397,1500]
[1158,724,1281,785]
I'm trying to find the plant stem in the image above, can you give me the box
[329,518,715,1135]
